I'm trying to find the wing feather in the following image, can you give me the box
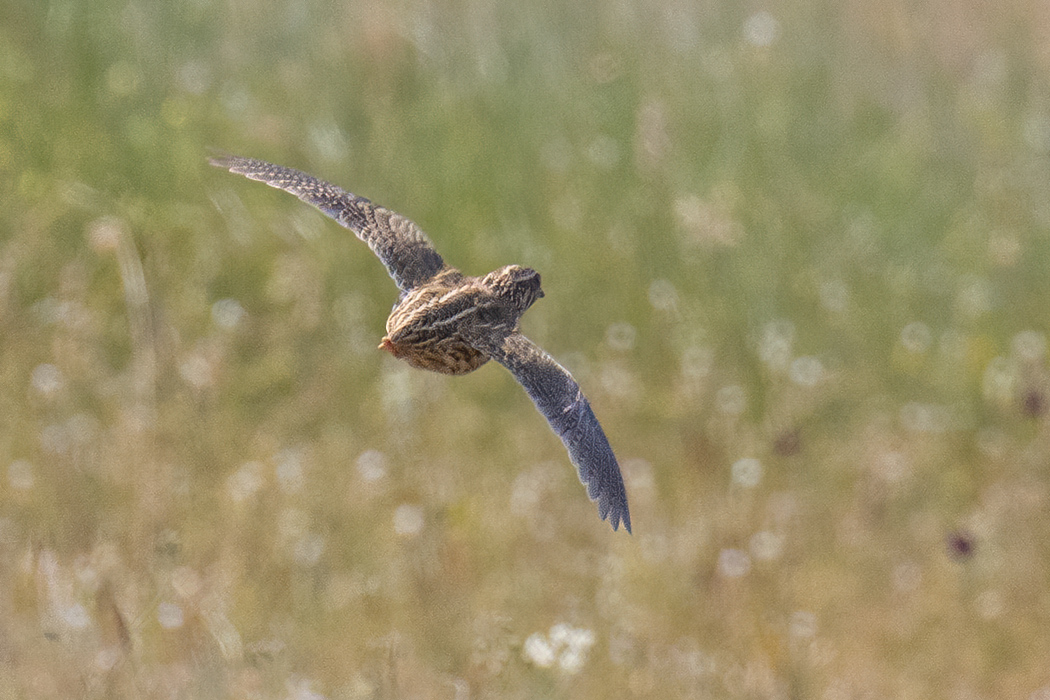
[210,155,446,292]
[481,333,631,532]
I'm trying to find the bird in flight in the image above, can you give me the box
[210,155,631,532]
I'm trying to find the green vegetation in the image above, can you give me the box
[2,0,1050,697]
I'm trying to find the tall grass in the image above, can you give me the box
[2,0,1050,697]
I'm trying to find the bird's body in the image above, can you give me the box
[210,155,631,532]
[380,265,541,376]
[381,269,490,375]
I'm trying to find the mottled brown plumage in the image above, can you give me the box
[210,154,631,532]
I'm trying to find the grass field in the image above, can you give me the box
[3,0,1050,697]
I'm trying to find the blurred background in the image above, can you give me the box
[3,0,1050,697]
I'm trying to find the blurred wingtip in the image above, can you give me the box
[610,506,632,534]
[206,150,240,170]
[598,492,632,534]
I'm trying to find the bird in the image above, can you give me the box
[210,155,631,533]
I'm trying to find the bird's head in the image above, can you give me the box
[483,265,544,313]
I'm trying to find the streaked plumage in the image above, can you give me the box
[210,155,631,533]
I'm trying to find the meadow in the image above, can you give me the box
[2,0,1050,697]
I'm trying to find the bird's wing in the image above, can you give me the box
[210,155,446,292]
[475,332,631,533]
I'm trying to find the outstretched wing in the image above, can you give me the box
[479,332,631,533]
[210,155,446,292]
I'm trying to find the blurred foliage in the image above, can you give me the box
[2,0,1050,697]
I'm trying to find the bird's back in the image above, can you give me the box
[382,276,505,375]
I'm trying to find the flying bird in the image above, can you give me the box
[210,155,631,533]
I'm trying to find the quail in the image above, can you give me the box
[211,155,631,532]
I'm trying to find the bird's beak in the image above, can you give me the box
[379,338,397,355]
